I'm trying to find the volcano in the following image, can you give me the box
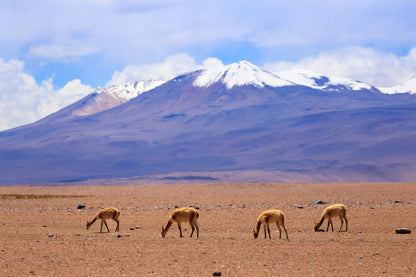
[1,61,416,185]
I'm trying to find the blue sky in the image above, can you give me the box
[1,0,416,130]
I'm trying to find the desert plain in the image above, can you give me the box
[0,181,415,276]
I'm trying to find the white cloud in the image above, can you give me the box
[107,53,202,86]
[0,58,93,131]
[38,79,94,117]
[202,57,224,69]
[265,47,416,87]
[4,1,415,67]
[28,44,98,62]
[109,49,416,89]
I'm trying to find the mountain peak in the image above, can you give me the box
[96,79,165,101]
[275,69,373,91]
[193,60,293,89]
[379,75,416,94]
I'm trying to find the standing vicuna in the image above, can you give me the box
[314,204,348,232]
[86,207,120,233]
[253,209,289,239]
[161,207,199,238]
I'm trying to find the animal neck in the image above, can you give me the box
[162,220,173,236]
[87,217,98,229]
[254,220,262,237]
[316,215,326,229]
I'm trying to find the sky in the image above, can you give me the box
[1,0,416,130]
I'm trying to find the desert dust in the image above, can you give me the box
[0,182,415,276]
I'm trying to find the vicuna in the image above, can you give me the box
[161,207,200,238]
[253,209,289,239]
[314,204,348,232]
[86,207,120,233]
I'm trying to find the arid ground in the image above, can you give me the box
[0,182,415,276]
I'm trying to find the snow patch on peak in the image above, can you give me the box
[95,80,165,101]
[193,61,294,89]
[276,69,372,91]
[378,76,416,94]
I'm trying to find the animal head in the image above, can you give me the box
[314,223,320,232]
[161,226,166,237]
[253,229,259,239]
[86,221,91,230]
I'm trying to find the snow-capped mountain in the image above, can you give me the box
[36,79,165,122]
[80,79,165,115]
[275,69,375,91]
[192,60,376,92]
[1,60,416,185]
[378,76,416,94]
[193,60,294,89]
[96,80,165,101]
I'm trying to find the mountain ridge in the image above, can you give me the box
[21,61,413,128]
[1,61,416,185]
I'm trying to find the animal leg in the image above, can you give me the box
[276,223,282,239]
[263,225,267,239]
[114,218,120,232]
[100,220,104,233]
[329,218,334,232]
[344,216,348,232]
[177,222,183,237]
[189,220,195,237]
[283,225,289,239]
[326,219,330,232]
[104,220,110,232]
[194,221,199,238]
[339,216,344,232]
[267,224,271,239]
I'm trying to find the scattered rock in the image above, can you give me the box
[395,228,411,234]
[313,200,325,204]
[394,200,403,204]
[117,234,130,238]
[213,272,222,276]
[77,204,86,210]
[48,234,54,237]
[74,233,81,236]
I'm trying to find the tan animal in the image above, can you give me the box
[314,204,348,232]
[253,209,289,239]
[86,207,120,233]
[161,207,199,238]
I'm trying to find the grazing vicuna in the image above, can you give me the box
[86,207,120,233]
[314,204,348,232]
[253,209,289,239]
[161,207,199,238]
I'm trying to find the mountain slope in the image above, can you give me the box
[276,69,377,92]
[32,80,165,125]
[1,61,416,185]
[379,76,416,94]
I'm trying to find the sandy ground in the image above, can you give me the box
[0,182,415,276]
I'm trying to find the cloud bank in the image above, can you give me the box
[0,58,93,131]
[266,47,416,87]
